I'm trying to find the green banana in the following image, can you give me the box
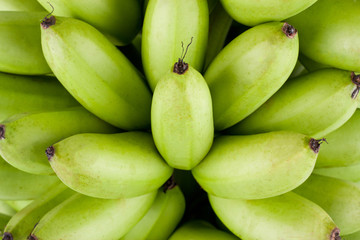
[4,201,32,212]
[151,64,213,170]
[0,0,44,11]
[168,220,238,240]
[220,0,318,26]
[2,183,75,240]
[121,185,186,240]
[289,60,308,79]
[287,0,360,72]
[293,174,360,235]
[299,53,330,72]
[0,11,51,75]
[142,0,209,91]
[37,0,142,46]
[342,231,360,240]
[0,156,60,200]
[0,202,15,217]
[0,107,118,175]
[0,214,11,235]
[209,192,340,240]
[204,21,299,130]
[192,131,320,199]
[227,69,360,138]
[47,131,173,199]
[28,191,157,240]
[314,164,360,182]
[40,16,152,130]
[0,72,78,123]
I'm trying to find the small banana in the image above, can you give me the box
[314,164,360,182]
[0,0,44,11]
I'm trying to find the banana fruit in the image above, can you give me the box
[0,201,15,217]
[4,201,32,212]
[314,163,360,182]
[0,0,44,11]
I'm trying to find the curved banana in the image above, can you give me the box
[209,192,340,240]
[47,131,173,199]
[40,16,152,130]
[314,163,360,182]
[37,0,142,46]
[0,107,118,175]
[28,191,157,240]
[192,131,320,199]
[4,201,32,212]
[142,0,209,91]
[204,21,299,130]
[227,69,360,138]
[169,220,238,240]
[0,0,44,11]
[293,174,360,235]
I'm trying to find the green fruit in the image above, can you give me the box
[0,0,44,11]
[289,60,308,79]
[314,163,360,182]
[0,201,15,217]
[4,201,32,212]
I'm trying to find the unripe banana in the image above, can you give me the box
[227,69,360,138]
[0,214,11,235]
[47,132,173,199]
[40,16,152,130]
[293,174,360,235]
[314,163,360,182]
[299,53,330,72]
[289,60,308,79]
[37,0,142,46]
[220,0,318,26]
[0,156,60,200]
[0,107,118,175]
[205,21,299,130]
[0,202,15,217]
[169,220,238,240]
[151,63,213,170]
[142,0,209,91]
[0,0,44,11]
[2,183,75,240]
[342,231,360,240]
[0,11,51,75]
[28,191,157,240]
[209,192,340,240]
[4,201,32,212]
[0,72,78,123]
[192,131,320,199]
[287,0,360,72]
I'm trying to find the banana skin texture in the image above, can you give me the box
[209,192,340,240]
[293,174,360,235]
[0,107,118,175]
[40,16,152,130]
[205,21,299,130]
[0,0,44,11]
[0,201,15,217]
[37,0,142,46]
[314,163,360,182]
[151,65,214,170]
[220,0,317,26]
[287,0,360,72]
[142,0,209,91]
[47,132,173,199]
[192,131,319,200]
[28,191,157,240]
[227,69,360,138]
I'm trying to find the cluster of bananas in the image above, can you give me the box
[0,0,360,239]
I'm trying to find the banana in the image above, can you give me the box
[293,174,360,235]
[168,220,238,240]
[289,60,308,79]
[0,214,11,235]
[0,11,51,75]
[151,62,213,170]
[0,156,60,200]
[227,69,360,138]
[121,184,186,240]
[28,191,157,240]
[209,191,340,240]
[287,0,360,72]
[142,0,209,91]
[204,21,299,131]
[342,231,360,240]
[47,131,173,199]
[40,16,152,130]
[0,0,44,11]
[4,201,32,212]
[299,53,330,72]
[192,131,320,199]
[0,202,15,217]
[0,107,118,175]
[3,183,75,240]
[220,0,318,26]
[0,72,78,123]
[314,164,360,182]
[37,0,142,46]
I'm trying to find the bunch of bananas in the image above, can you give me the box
[0,0,360,239]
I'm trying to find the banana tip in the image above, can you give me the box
[309,138,327,154]
[46,146,55,161]
[330,227,341,240]
[351,72,360,99]
[41,15,56,29]
[163,175,176,193]
[282,22,297,39]
[173,58,189,75]
[27,234,38,240]
[0,124,4,140]
[2,232,13,240]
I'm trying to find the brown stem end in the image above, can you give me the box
[2,232,13,240]
[282,22,298,39]
[0,125,5,140]
[45,146,55,161]
[330,227,341,240]
[309,138,327,154]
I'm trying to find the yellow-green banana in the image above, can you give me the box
[299,53,330,72]
[28,191,157,240]
[142,0,209,91]
[227,69,360,138]
[293,174,360,235]
[37,0,142,46]
[209,192,340,240]
[40,16,152,130]
[169,220,238,240]
[0,11,51,75]
[4,201,32,212]
[0,0,44,11]
[47,132,173,199]
[0,214,10,236]
[0,107,118,175]
[289,60,308,79]
[0,202,15,217]
[205,21,299,131]
[314,163,360,182]
[192,131,320,199]
[342,231,360,240]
